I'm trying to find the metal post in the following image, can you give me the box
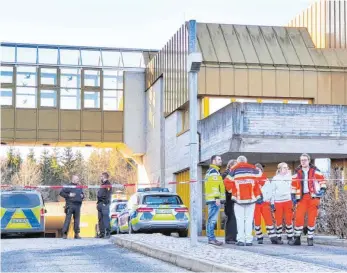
[188,20,199,247]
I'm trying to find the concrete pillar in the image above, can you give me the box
[197,165,203,235]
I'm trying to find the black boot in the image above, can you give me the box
[257,238,263,244]
[62,233,67,239]
[289,236,301,246]
[97,233,105,238]
[277,237,284,245]
[270,237,279,244]
[74,233,81,239]
[104,231,111,239]
[307,238,314,246]
[287,237,294,245]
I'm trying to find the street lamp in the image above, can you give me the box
[187,20,202,247]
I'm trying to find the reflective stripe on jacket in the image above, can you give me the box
[204,164,226,203]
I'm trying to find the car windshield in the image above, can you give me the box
[115,203,127,212]
[143,195,182,205]
[1,193,41,208]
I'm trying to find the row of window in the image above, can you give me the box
[0,88,123,110]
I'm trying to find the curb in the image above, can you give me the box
[110,236,250,272]
[312,238,346,248]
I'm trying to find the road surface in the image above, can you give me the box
[1,237,188,272]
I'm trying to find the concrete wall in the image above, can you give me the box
[199,103,347,162]
[143,78,164,184]
[124,72,146,155]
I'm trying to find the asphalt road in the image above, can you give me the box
[1,237,188,272]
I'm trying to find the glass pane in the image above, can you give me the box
[81,50,101,66]
[17,66,37,87]
[60,88,81,110]
[84,70,101,87]
[38,48,58,64]
[17,47,37,63]
[103,90,123,110]
[1,46,15,62]
[61,68,81,89]
[0,88,12,105]
[40,89,57,107]
[16,87,36,108]
[60,49,80,65]
[84,91,100,108]
[40,68,57,85]
[122,52,142,67]
[1,66,13,84]
[102,51,122,66]
[103,70,123,89]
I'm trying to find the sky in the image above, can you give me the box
[1,0,316,159]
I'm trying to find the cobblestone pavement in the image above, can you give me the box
[1,237,188,272]
[114,234,346,272]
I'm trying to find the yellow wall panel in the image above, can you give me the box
[234,67,248,96]
[15,130,36,140]
[331,72,345,104]
[82,111,102,131]
[198,66,206,95]
[1,130,14,139]
[220,67,234,96]
[61,111,81,130]
[176,170,190,208]
[103,132,123,142]
[276,69,290,97]
[0,108,14,129]
[205,66,220,95]
[103,111,123,132]
[16,109,37,129]
[39,110,58,130]
[248,68,262,97]
[289,69,304,98]
[262,68,276,97]
[82,132,102,141]
[60,131,80,141]
[317,71,332,104]
[38,130,59,140]
[303,70,318,100]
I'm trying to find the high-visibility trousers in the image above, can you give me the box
[294,194,320,238]
[254,202,276,239]
[274,200,294,238]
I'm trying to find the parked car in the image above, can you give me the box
[117,188,189,237]
[1,189,46,237]
[110,202,127,234]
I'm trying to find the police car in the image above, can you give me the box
[117,187,189,237]
[1,189,46,237]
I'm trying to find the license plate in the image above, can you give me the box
[156,209,171,214]
[11,219,27,223]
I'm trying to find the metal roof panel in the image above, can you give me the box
[197,23,218,62]
[286,28,314,66]
[233,25,259,64]
[247,25,273,65]
[206,24,232,63]
[260,26,287,65]
[220,24,246,64]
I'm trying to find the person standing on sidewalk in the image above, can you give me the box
[204,155,225,246]
[60,174,85,239]
[97,172,112,239]
[271,162,294,244]
[224,156,262,246]
[253,163,278,245]
[289,153,327,246]
[221,159,238,244]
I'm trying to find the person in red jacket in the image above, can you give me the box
[289,153,327,246]
[224,156,262,246]
[253,163,278,244]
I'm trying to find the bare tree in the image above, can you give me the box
[0,156,10,184]
[11,159,42,187]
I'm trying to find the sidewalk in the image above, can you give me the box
[111,234,343,272]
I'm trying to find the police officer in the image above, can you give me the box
[97,172,112,239]
[60,174,85,239]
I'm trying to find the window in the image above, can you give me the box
[103,70,123,89]
[103,90,123,110]
[61,68,81,89]
[81,50,102,66]
[1,46,15,63]
[84,91,100,108]
[38,48,58,64]
[17,47,37,63]
[1,66,13,84]
[83,70,101,87]
[102,51,122,66]
[115,203,127,212]
[40,68,57,86]
[40,89,57,107]
[1,193,41,208]
[17,66,37,87]
[182,109,189,132]
[122,52,143,67]
[60,88,80,109]
[16,87,36,108]
[60,49,80,65]
[143,195,183,205]
[0,88,12,106]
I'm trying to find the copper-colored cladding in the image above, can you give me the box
[146,22,347,115]
[289,0,347,49]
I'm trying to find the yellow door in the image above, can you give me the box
[176,170,190,208]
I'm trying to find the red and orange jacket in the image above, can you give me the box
[224,162,262,204]
[291,164,327,200]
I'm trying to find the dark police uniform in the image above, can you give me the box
[97,180,112,238]
[60,183,85,237]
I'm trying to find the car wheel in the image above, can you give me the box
[178,230,188,238]
[128,220,133,234]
